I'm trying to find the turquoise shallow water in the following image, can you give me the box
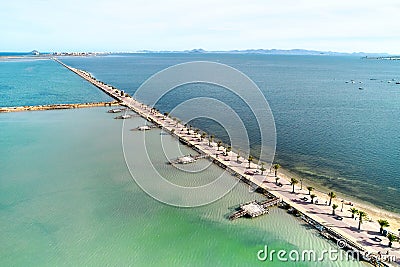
[0,108,366,266]
[0,59,112,107]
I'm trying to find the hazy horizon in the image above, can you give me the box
[2,0,400,54]
[1,48,397,56]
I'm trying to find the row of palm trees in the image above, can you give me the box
[272,168,398,247]
[170,121,400,249]
[311,191,398,248]
[280,172,399,248]
[161,118,399,248]
[169,125,280,175]
[166,120,275,173]
[170,119,400,250]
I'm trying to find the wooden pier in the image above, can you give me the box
[259,197,281,208]
[169,154,210,164]
[229,197,280,220]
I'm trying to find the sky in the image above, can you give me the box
[1,0,400,54]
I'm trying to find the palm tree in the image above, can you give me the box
[310,194,316,203]
[307,186,314,195]
[226,146,232,156]
[357,211,368,230]
[275,177,280,185]
[387,233,396,248]
[290,178,298,193]
[328,191,336,206]
[235,149,240,162]
[273,164,281,177]
[260,163,266,175]
[332,204,338,215]
[349,208,358,218]
[217,141,222,151]
[378,219,390,235]
[247,155,253,168]
[208,135,214,147]
[201,132,207,141]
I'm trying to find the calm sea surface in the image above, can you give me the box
[60,54,400,212]
[0,54,397,266]
[0,58,111,107]
[0,108,365,266]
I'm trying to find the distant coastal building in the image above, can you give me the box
[52,51,110,56]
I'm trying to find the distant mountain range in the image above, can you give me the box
[1,49,395,58]
[135,48,393,57]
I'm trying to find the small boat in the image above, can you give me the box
[396,82,400,84]
[137,125,151,131]
[107,108,122,113]
[114,114,132,119]
[358,87,364,90]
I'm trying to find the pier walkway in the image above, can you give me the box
[229,197,280,220]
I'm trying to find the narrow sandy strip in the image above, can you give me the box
[0,101,120,113]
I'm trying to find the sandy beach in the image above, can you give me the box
[277,167,400,232]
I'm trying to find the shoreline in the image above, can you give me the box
[277,167,400,229]
[277,166,400,233]
[54,58,399,266]
[0,101,120,113]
